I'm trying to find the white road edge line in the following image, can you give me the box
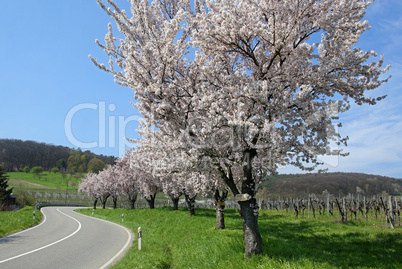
[72,209,133,269]
[0,208,82,264]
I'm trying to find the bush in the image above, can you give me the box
[14,190,35,207]
[30,166,44,178]
[51,167,59,173]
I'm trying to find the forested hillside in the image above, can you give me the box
[0,139,115,172]
[259,172,402,198]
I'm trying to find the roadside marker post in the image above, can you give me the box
[33,210,36,221]
[92,209,94,215]
[138,227,142,250]
[122,214,124,223]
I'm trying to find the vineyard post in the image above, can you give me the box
[292,198,294,214]
[327,194,330,217]
[372,195,375,217]
[308,194,310,218]
[395,196,399,225]
[364,196,367,220]
[398,197,401,226]
[286,198,288,213]
[342,197,347,223]
[388,196,395,229]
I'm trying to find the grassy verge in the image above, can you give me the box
[0,207,43,236]
[77,207,402,269]
[8,172,81,191]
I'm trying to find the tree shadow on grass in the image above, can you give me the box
[259,214,402,268]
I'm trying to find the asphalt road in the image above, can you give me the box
[0,207,133,269]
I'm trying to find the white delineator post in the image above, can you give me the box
[122,214,124,223]
[33,210,36,221]
[138,227,142,250]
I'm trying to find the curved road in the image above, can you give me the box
[0,207,133,269]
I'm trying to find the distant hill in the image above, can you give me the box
[259,172,402,198]
[0,139,116,172]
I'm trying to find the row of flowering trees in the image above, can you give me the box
[88,0,389,258]
[79,145,230,227]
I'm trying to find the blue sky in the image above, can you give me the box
[0,0,401,178]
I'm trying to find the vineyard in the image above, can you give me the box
[16,187,401,228]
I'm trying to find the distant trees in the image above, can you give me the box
[23,166,30,173]
[67,149,87,173]
[0,166,13,209]
[0,139,115,172]
[30,166,44,178]
[258,173,402,198]
[51,167,59,173]
[56,159,67,171]
[87,158,106,173]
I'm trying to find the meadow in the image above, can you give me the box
[7,172,82,191]
[78,207,402,269]
[0,206,43,236]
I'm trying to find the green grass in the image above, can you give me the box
[77,207,402,269]
[0,206,43,236]
[8,172,81,191]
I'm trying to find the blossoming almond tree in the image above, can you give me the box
[79,172,101,209]
[133,127,230,221]
[92,0,389,257]
[116,157,140,209]
[103,165,123,209]
[128,147,162,209]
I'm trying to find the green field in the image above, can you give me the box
[8,172,82,191]
[0,206,43,236]
[77,207,402,269]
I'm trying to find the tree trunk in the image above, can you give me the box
[145,193,156,209]
[184,193,196,217]
[239,198,262,258]
[239,149,262,258]
[170,195,180,211]
[112,196,118,209]
[100,194,110,209]
[93,198,98,210]
[128,194,137,209]
[214,190,228,230]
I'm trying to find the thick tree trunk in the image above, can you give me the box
[239,149,262,258]
[239,199,262,258]
[216,151,262,257]
[112,196,118,209]
[214,190,228,230]
[184,193,196,217]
